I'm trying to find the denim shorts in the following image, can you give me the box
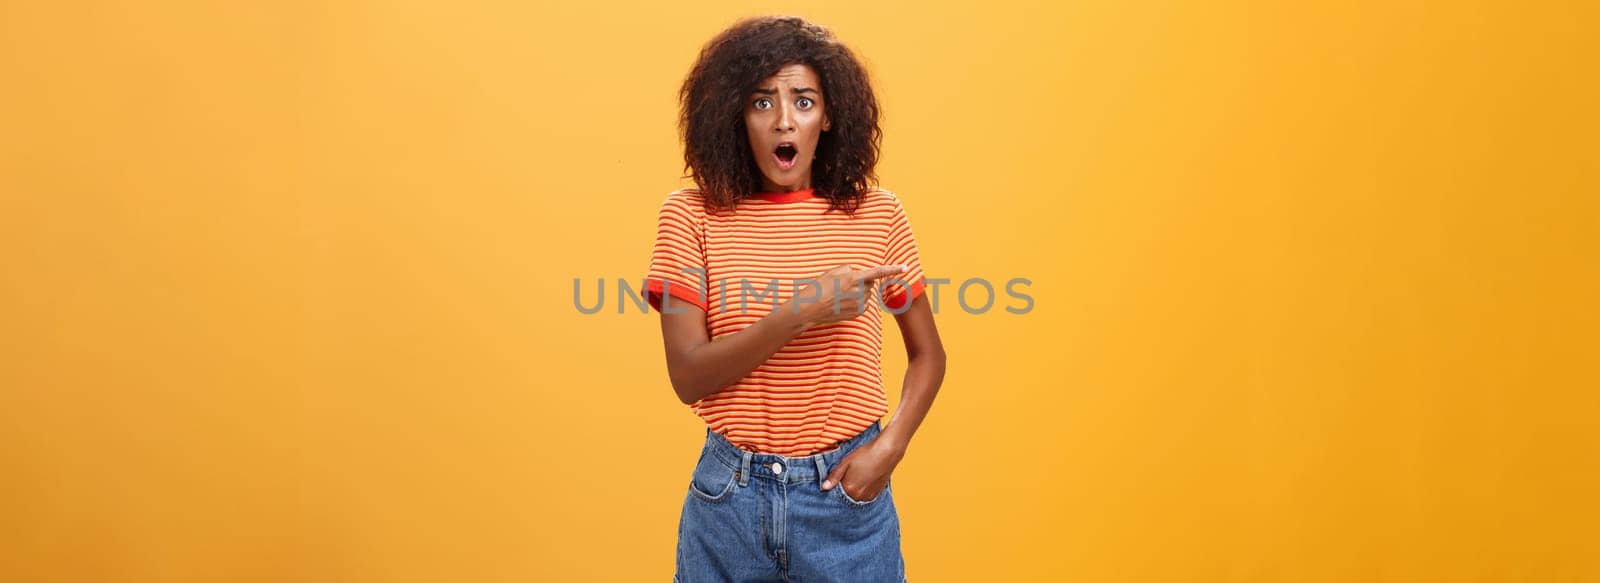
[674,420,906,582]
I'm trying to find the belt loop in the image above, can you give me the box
[738,449,752,487]
[812,453,828,482]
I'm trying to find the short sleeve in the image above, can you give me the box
[645,191,709,312]
[880,192,927,312]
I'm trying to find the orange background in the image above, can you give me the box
[2,1,1596,581]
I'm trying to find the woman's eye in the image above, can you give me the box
[754,98,772,110]
[797,97,814,109]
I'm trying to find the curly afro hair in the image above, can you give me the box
[679,16,882,214]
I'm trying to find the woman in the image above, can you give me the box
[646,15,946,582]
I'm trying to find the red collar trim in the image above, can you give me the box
[749,188,817,203]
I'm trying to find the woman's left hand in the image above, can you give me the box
[821,438,905,501]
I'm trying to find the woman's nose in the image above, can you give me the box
[775,104,796,132]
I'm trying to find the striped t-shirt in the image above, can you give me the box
[645,187,927,456]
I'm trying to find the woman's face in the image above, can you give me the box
[744,63,830,193]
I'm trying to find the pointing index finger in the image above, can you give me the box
[854,264,909,282]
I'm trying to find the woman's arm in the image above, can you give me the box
[878,292,947,453]
[658,302,807,405]
[822,292,946,496]
[658,264,909,405]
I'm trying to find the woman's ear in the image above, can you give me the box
[823,113,831,132]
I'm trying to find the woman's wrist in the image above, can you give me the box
[874,427,910,459]
[768,302,814,335]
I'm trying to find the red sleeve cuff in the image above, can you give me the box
[646,278,708,312]
[882,278,926,311]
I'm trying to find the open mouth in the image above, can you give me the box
[773,142,798,170]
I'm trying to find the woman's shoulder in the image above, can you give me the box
[859,186,908,212]
[658,187,708,214]
[662,186,706,203]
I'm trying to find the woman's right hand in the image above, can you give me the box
[783,264,909,326]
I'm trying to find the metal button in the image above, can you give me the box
[770,462,783,475]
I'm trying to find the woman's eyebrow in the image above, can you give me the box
[751,87,820,95]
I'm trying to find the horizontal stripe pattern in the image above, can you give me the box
[645,187,927,455]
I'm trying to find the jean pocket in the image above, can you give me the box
[835,476,890,508]
[687,451,737,503]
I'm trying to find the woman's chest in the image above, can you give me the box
[702,214,890,280]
